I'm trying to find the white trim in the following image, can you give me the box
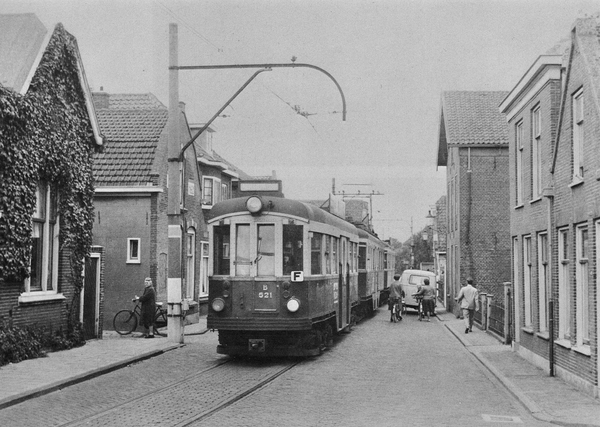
[126,238,141,264]
[500,55,562,119]
[19,30,52,95]
[19,293,66,303]
[95,186,162,194]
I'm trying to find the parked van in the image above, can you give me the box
[400,269,437,311]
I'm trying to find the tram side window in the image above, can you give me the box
[332,237,338,274]
[311,232,322,274]
[283,224,303,274]
[213,225,230,275]
[358,244,366,270]
[325,236,332,274]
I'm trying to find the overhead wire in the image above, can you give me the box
[154,0,332,141]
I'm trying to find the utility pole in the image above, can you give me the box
[167,24,184,343]
[410,217,415,269]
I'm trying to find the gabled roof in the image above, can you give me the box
[0,13,103,147]
[194,143,252,180]
[552,17,600,172]
[93,93,168,186]
[437,91,509,167]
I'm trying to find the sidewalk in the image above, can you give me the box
[438,309,600,426]
[0,319,208,410]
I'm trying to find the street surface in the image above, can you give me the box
[0,309,552,426]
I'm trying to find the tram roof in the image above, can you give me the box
[207,196,358,235]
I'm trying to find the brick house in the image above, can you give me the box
[0,14,104,338]
[92,93,204,330]
[502,17,600,397]
[499,50,564,380]
[436,91,511,318]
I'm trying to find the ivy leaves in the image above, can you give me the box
[0,24,95,284]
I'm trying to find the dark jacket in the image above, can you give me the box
[138,285,156,328]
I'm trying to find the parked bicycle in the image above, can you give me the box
[113,300,167,336]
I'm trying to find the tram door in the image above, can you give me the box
[338,268,344,329]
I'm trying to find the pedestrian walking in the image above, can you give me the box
[134,277,156,338]
[413,278,436,322]
[455,278,479,333]
[388,274,404,322]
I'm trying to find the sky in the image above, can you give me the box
[3,0,600,241]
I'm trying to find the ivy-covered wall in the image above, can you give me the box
[0,24,97,330]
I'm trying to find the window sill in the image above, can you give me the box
[19,293,66,304]
[126,260,141,264]
[202,204,214,210]
[521,327,534,335]
[529,197,542,205]
[536,331,550,341]
[569,177,584,188]
[514,204,524,210]
[573,345,591,357]
[555,339,572,349]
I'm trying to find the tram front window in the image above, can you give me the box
[236,224,252,276]
[283,224,303,275]
[257,224,275,276]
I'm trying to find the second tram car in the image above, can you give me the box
[206,195,390,357]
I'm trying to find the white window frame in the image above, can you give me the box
[186,228,196,300]
[202,176,222,207]
[512,237,521,340]
[127,238,141,264]
[523,235,532,329]
[537,232,548,334]
[575,224,589,348]
[558,228,571,341]
[516,121,524,206]
[532,106,542,199]
[200,241,209,299]
[221,182,230,201]
[572,88,584,180]
[21,183,62,302]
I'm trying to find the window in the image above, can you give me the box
[575,224,589,346]
[311,233,322,274]
[235,224,251,276]
[283,224,303,275]
[325,237,332,274]
[558,228,571,340]
[523,235,532,328]
[186,229,195,300]
[537,232,548,333]
[213,225,230,275]
[256,224,275,276]
[516,121,524,205]
[221,182,230,201]
[532,106,542,198]
[573,88,584,179]
[200,241,209,298]
[358,244,366,270]
[512,237,520,333]
[24,183,59,296]
[332,237,338,274]
[127,238,141,264]
[202,177,222,206]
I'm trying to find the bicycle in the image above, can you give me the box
[413,294,424,321]
[390,297,403,322]
[113,300,167,336]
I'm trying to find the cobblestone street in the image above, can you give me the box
[0,309,555,426]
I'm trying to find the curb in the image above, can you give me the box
[0,343,183,411]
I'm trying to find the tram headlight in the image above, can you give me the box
[286,297,300,313]
[246,196,263,214]
[211,297,225,312]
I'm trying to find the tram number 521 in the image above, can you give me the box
[259,284,273,299]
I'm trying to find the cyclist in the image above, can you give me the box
[413,278,435,322]
[388,274,404,322]
[134,277,156,338]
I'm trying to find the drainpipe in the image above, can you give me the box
[543,185,555,376]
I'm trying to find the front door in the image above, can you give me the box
[83,255,99,339]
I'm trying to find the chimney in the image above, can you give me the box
[179,101,185,112]
[92,87,109,109]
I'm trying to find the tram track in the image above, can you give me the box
[60,358,302,427]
